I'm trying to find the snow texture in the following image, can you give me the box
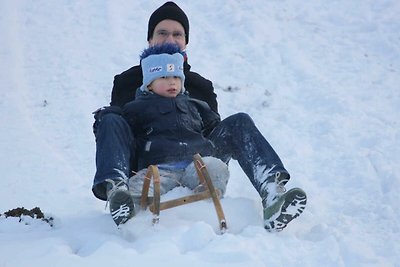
[1,1,399,266]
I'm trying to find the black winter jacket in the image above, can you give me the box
[111,61,218,113]
[122,91,220,170]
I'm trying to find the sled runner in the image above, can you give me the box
[140,153,228,233]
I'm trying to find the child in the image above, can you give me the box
[107,43,307,232]
[106,43,229,226]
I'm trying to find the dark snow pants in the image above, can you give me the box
[92,109,288,201]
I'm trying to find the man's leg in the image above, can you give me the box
[208,112,289,194]
[208,112,306,231]
[92,109,134,201]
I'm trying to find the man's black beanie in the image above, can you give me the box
[147,2,190,44]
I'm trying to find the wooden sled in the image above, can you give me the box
[140,153,227,233]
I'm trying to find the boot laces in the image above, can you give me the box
[275,172,287,194]
[262,172,287,207]
[104,173,129,209]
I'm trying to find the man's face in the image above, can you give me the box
[149,19,187,50]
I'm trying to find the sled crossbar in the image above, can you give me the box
[140,153,227,233]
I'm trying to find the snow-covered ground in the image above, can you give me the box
[1,1,399,266]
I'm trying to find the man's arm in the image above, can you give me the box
[185,71,218,114]
[110,65,143,107]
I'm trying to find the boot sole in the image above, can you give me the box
[264,188,307,232]
[110,190,135,226]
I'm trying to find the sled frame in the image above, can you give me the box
[140,153,227,233]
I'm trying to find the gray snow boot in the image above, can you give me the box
[106,178,135,226]
[261,172,307,232]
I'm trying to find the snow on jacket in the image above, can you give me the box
[122,90,221,170]
[111,61,219,113]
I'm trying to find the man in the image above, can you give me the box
[92,2,217,201]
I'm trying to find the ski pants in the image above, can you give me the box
[92,109,288,201]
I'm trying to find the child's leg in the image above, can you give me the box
[181,157,229,197]
[128,168,183,199]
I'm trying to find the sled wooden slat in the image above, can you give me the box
[140,166,155,210]
[149,190,217,212]
[193,154,228,232]
[152,166,161,224]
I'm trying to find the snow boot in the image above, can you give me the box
[261,172,307,232]
[106,178,135,226]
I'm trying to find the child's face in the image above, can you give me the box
[148,76,182,98]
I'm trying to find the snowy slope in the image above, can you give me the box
[1,1,399,266]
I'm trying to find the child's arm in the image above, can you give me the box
[189,98,221,137]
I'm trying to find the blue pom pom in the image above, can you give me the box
[140,43,182,60]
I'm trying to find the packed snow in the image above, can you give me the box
[1,1,399,266]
